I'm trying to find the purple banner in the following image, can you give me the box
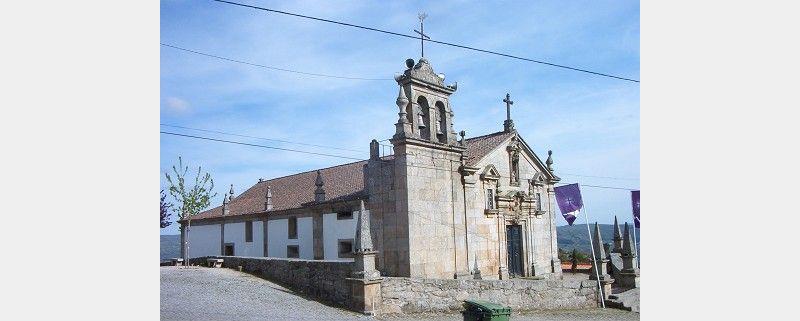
[555,183,583,226]
[632,190,640,228]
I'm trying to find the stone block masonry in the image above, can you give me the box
[184,256,598,315]
[188,256,353,309]
[380,277,598,314]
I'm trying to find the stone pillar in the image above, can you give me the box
[546,183,562,274]
[589,223,614,300]
[370,140,380,160]
[618,223,640,288]
[347,200,383,315]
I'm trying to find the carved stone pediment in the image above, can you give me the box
[531,172,546,186]
[480,164,501,181]
[404,58,445,86]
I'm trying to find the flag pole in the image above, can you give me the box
[583,205,605,308]
[631,221,639,267]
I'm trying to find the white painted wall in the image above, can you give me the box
[267,216,314,259]
[186,224,220,258]
[322,211,361,261]
[223,221,264,257]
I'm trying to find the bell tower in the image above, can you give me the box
[389,57,471,279]
[392,58,459,145]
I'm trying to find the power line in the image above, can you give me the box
[160,43,392,81]
[559,172,639,181]
[162,130,638,190]
[211,0,639,83]
[558,183,639,191]
[160,131,364,160]
[160,124,364,153]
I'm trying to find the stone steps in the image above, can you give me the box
[605,288,639,313]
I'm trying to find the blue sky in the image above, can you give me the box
[160,0,639,235]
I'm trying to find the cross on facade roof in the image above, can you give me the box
[413,13,430,58]
[503,93,515,132]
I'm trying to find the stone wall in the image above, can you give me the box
[189,256,353,308]
[380,277,598,314]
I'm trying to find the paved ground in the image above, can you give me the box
[161,266,639,321]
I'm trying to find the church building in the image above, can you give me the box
[183,57,563,280]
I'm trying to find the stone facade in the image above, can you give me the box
[184,57,563,282]
[380,277,597,314]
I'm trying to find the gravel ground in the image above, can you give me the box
[161,266,639,321]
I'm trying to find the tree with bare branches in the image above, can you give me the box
[165,157,216,266]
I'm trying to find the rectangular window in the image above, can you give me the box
[224,244,234,256]
[336,211,353,220]
[486,189,495,209]
[287,245,299,258]
[245,221,253,242]
[536,193,543,211]
[338,239,354,258]
[288,217,297,239]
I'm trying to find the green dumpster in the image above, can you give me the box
[462,300,512,321]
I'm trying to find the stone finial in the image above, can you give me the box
[592,222,606,259]
[354,200,373,252]
[314,170,325,202]
[396,86,409,112]
[589,223,614,298]
[264,186,273,211]
[229,184,235,198]
[459,130,465,146]
[370,139,379,160]
[222,194,230,216]
[619,222,640,288]
[546,150,554,172]
[613,215,623,252]
[622,222,638,258]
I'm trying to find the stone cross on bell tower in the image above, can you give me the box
[503,93,515,133]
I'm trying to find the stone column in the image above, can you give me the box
[546,184,562,274]
[497,211,509,280]
[347,200,383,315]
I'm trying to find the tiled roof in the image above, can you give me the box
[193,131,513,221]
[193,160,368,220]
[462,131,514,166]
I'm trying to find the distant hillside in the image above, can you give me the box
[161,235,180,261]
[557,224,640,254]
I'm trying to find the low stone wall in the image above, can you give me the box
[380,277,598,314]
[189,256,353,309]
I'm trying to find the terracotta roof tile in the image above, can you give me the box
[193,132,512,221]
[462,131,514,166]
[193,160,368,220]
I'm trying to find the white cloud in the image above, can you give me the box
[164,97,189,113]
